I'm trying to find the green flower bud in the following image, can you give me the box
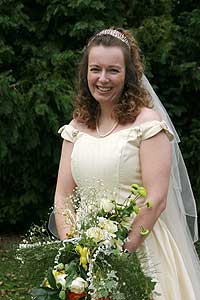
[131,183,139,189]
[59,290,66,300]
[138,187,147,197]
[146,201,153,208]
[140,226,149,236]
[131,184,139,195]
[131,187,138,195]
[130,198,136,206]
[133,206,139,214]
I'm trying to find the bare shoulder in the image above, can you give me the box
[69,119,87,131]
[69,119,78,128]
[136,107,161,124]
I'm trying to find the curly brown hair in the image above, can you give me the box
[73,28,152,129]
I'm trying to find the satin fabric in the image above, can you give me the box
[55,121,199,299]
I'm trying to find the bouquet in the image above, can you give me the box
[30,183,155,300]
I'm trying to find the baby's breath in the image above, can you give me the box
[17,182,156,300]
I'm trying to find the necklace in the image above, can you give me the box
[96,120,119,137]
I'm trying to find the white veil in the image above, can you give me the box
[142,74,200,295]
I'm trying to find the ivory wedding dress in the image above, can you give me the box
[57,120,200,300]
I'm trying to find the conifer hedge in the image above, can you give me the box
[0,0,199,231]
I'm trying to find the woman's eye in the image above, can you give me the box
[110,69,119,73]
[90,68,100,72]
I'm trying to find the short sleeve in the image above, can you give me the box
[58,124,79,143]
[140,120,174,142]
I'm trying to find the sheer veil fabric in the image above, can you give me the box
[142,74,200,296]
[142,74,198,242]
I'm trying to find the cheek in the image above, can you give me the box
[87,74,92,93]
[87,73,96,90]
[115,75,125,90]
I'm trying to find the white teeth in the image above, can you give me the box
[97,86,112,92]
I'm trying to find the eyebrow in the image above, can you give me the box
[89,64,123,69]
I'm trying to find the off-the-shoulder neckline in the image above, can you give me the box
[66,120,167,140]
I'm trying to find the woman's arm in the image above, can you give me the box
[124,130,172,252]
[54,140,77,240]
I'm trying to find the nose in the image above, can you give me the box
[99,70,109,83]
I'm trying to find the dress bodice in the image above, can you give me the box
[58,120,173,203]
[56,121,200,300]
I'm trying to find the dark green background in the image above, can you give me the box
[0,0,200,232]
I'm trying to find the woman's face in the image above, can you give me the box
[87,45,126,105]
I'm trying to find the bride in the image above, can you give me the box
[50,28,200,299]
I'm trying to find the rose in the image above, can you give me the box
[100,198,114,212]
[68,291,87,300]
[98,217,118,236]
[70,277,88,294]
[86,227,104,243]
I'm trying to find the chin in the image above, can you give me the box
[93,93,118,104]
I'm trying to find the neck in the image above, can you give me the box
[97,103,114,122]
[96,105,118,137]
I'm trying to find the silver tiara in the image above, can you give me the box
[96,29,130,48]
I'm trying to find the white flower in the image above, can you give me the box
[55,263,65,271]
[120,213,135,230]
[102,238,123,250]
[70,277,88,294]
[86,227,104,243]
[98,217,118,235]
[100,198,114,212]
[102,239,112,247]
[53,271,67,289]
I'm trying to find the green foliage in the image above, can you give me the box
[108,252,156,299]
[0,0,199,230]
[2,238,200,299]
[47,268,57,290]
[32,287,60,300]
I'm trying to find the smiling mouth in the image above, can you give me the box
[96,86,112,92]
